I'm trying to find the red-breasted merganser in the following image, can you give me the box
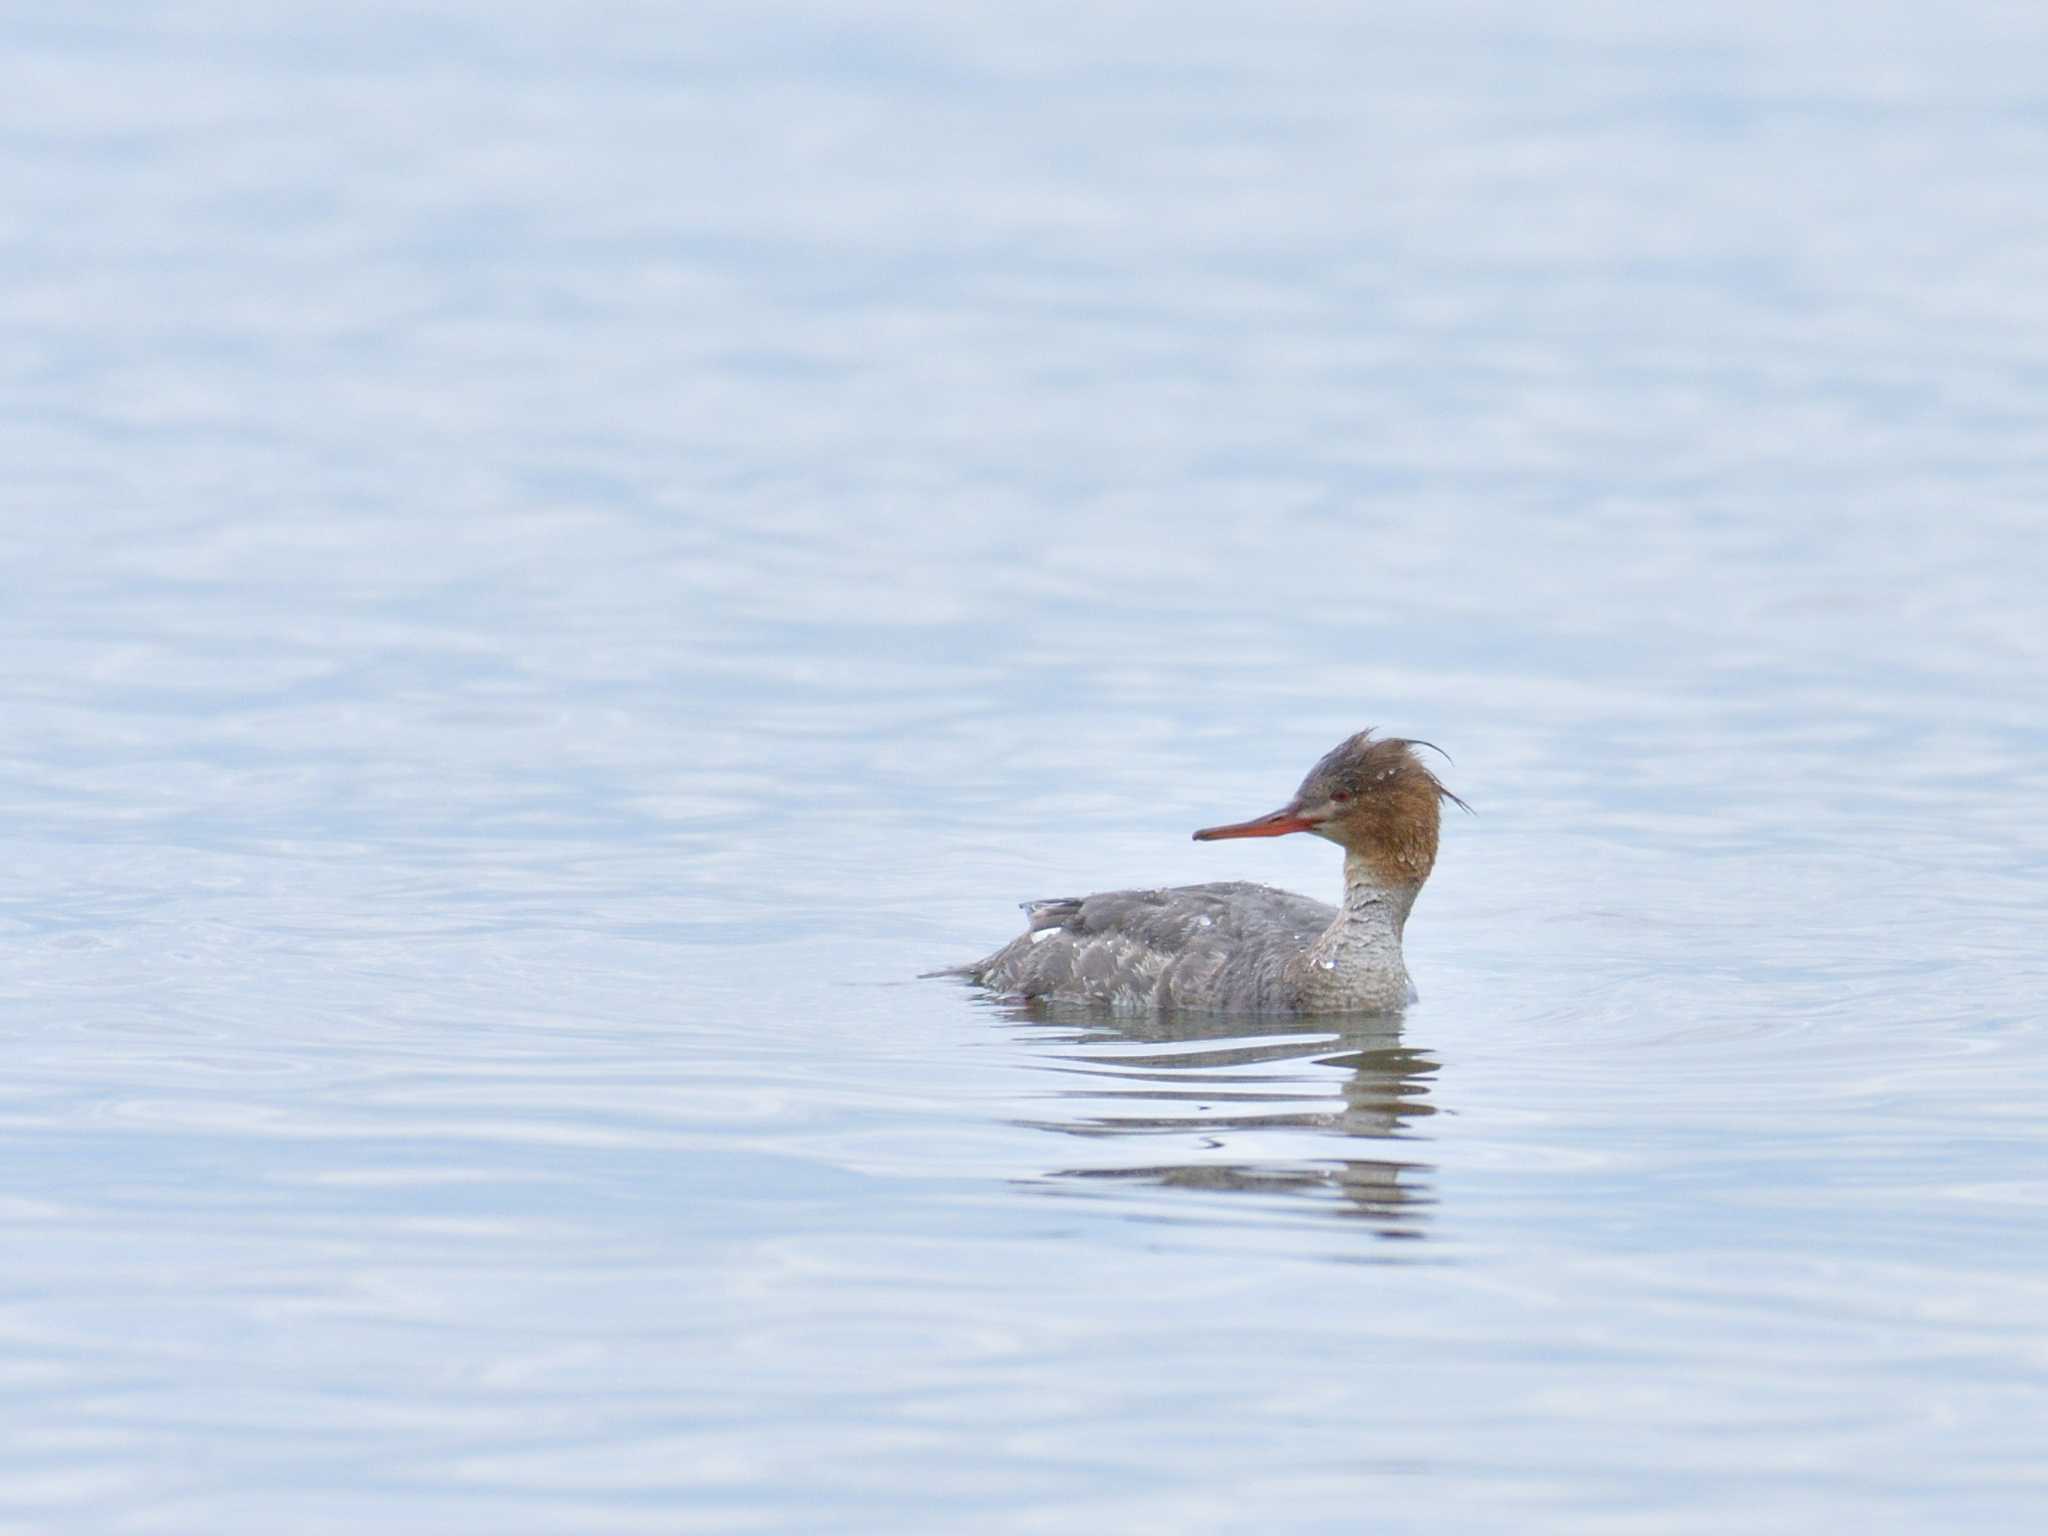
[954,730,1466,1013]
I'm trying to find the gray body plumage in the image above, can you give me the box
[961,864,1417,1015]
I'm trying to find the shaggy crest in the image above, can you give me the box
[1296,730,1471,815]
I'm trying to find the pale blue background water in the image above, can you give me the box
[4,2,2047,1531]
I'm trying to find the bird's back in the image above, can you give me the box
[964,880,1335,1012]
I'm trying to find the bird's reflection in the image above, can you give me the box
[989,999,1438,1239]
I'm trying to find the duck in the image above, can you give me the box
[951,730,1466,1013]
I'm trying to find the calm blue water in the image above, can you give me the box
[4,2,2047,1530]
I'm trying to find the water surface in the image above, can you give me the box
[4,1,2047,1530]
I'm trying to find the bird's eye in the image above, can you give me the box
[1330,791,1351,804]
